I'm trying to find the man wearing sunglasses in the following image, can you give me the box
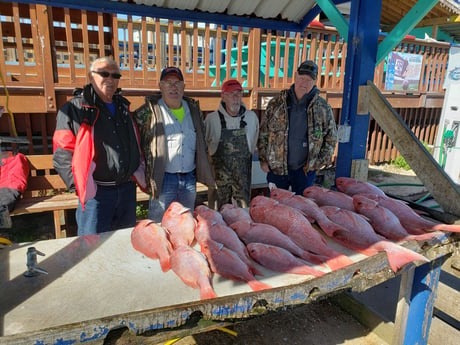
[53,56,146,235]
[258,60,337,195]
[134,66,214,222]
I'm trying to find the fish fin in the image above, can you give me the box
[159,258,171,272]
[318,222,349,238]
[247,279,272,291]
[250,264,265,277]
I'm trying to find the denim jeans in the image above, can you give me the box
[76,181,137,236]
[149,171,197,223]
[267,167,316,195]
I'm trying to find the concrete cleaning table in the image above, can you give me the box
[0,227,457,344]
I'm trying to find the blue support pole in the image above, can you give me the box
[335,0,382,178]
[403,258,444,345]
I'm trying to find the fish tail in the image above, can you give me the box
[431,223,460,233]
[409,232,444,242]
[304,267,326,277]
[200,286,218,300]
[325,254,354,271]
[288,266,326,277]
[159,258,171,272]
[247,279,272,291]
[381,243,428,272]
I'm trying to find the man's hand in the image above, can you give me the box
[260,161,270,173]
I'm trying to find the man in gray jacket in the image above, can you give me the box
[134,67,215,222]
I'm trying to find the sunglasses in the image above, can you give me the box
[91,70,122,79]
[161,80,184,88]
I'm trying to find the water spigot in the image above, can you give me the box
[24,247,48,277]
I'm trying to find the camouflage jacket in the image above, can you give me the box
[257,89,337,176]
[133,94,215,198]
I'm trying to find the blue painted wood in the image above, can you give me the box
[403,258,443,345]
[335,0,382,178]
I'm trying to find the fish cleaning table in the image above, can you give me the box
[0,228,458,344]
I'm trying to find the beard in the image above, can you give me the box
[227,102,241,115]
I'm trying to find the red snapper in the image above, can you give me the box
[249,196,353,271]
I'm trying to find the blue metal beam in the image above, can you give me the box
[403,258,444,345]
[335,0,382,179]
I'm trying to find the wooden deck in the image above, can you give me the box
[0,2,450,165]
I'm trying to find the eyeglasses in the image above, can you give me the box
[223,91,243,98]
[91,70,122,79]
[161,80,184,88]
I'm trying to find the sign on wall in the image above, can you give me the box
[385,52,423,91]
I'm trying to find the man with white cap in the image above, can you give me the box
[205,79,259,209]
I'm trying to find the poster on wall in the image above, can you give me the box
[384,52,423,91]
[443,45,460,89]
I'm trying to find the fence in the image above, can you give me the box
[0,2,451,164]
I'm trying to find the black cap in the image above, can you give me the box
[297,60,318,80]
[160,66,184,81]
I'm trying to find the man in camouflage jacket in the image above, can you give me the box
[258,60,337,195]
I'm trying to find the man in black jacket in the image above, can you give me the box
[53,57,146,235]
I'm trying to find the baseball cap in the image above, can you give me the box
[222,79,243,93]
[297,60,318,80]
[160,66,184,81]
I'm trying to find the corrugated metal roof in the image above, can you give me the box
[14,0,460,41]
[119,0,319,23]
[117,0,460,41]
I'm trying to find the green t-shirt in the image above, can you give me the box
[170,106,185,123]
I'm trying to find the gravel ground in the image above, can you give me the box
[150,298,388,345]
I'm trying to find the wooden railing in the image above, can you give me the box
[0,2,451,165]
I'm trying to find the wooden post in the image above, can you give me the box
[365,81,460,216]
[35,4,56,112]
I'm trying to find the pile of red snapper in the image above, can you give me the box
[131,177,458,300]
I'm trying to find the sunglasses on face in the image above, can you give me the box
[91,70,122,79]
[161,80,184,88]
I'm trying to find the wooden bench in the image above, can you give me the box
[10,154,213,239]
[10,154,151,239]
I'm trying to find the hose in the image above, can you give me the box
[376,183,424,187]
[376,182,439,208]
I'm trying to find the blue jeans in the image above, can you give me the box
[267,167,316,195]
[76,181,137,236]
[149,171,197,223]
